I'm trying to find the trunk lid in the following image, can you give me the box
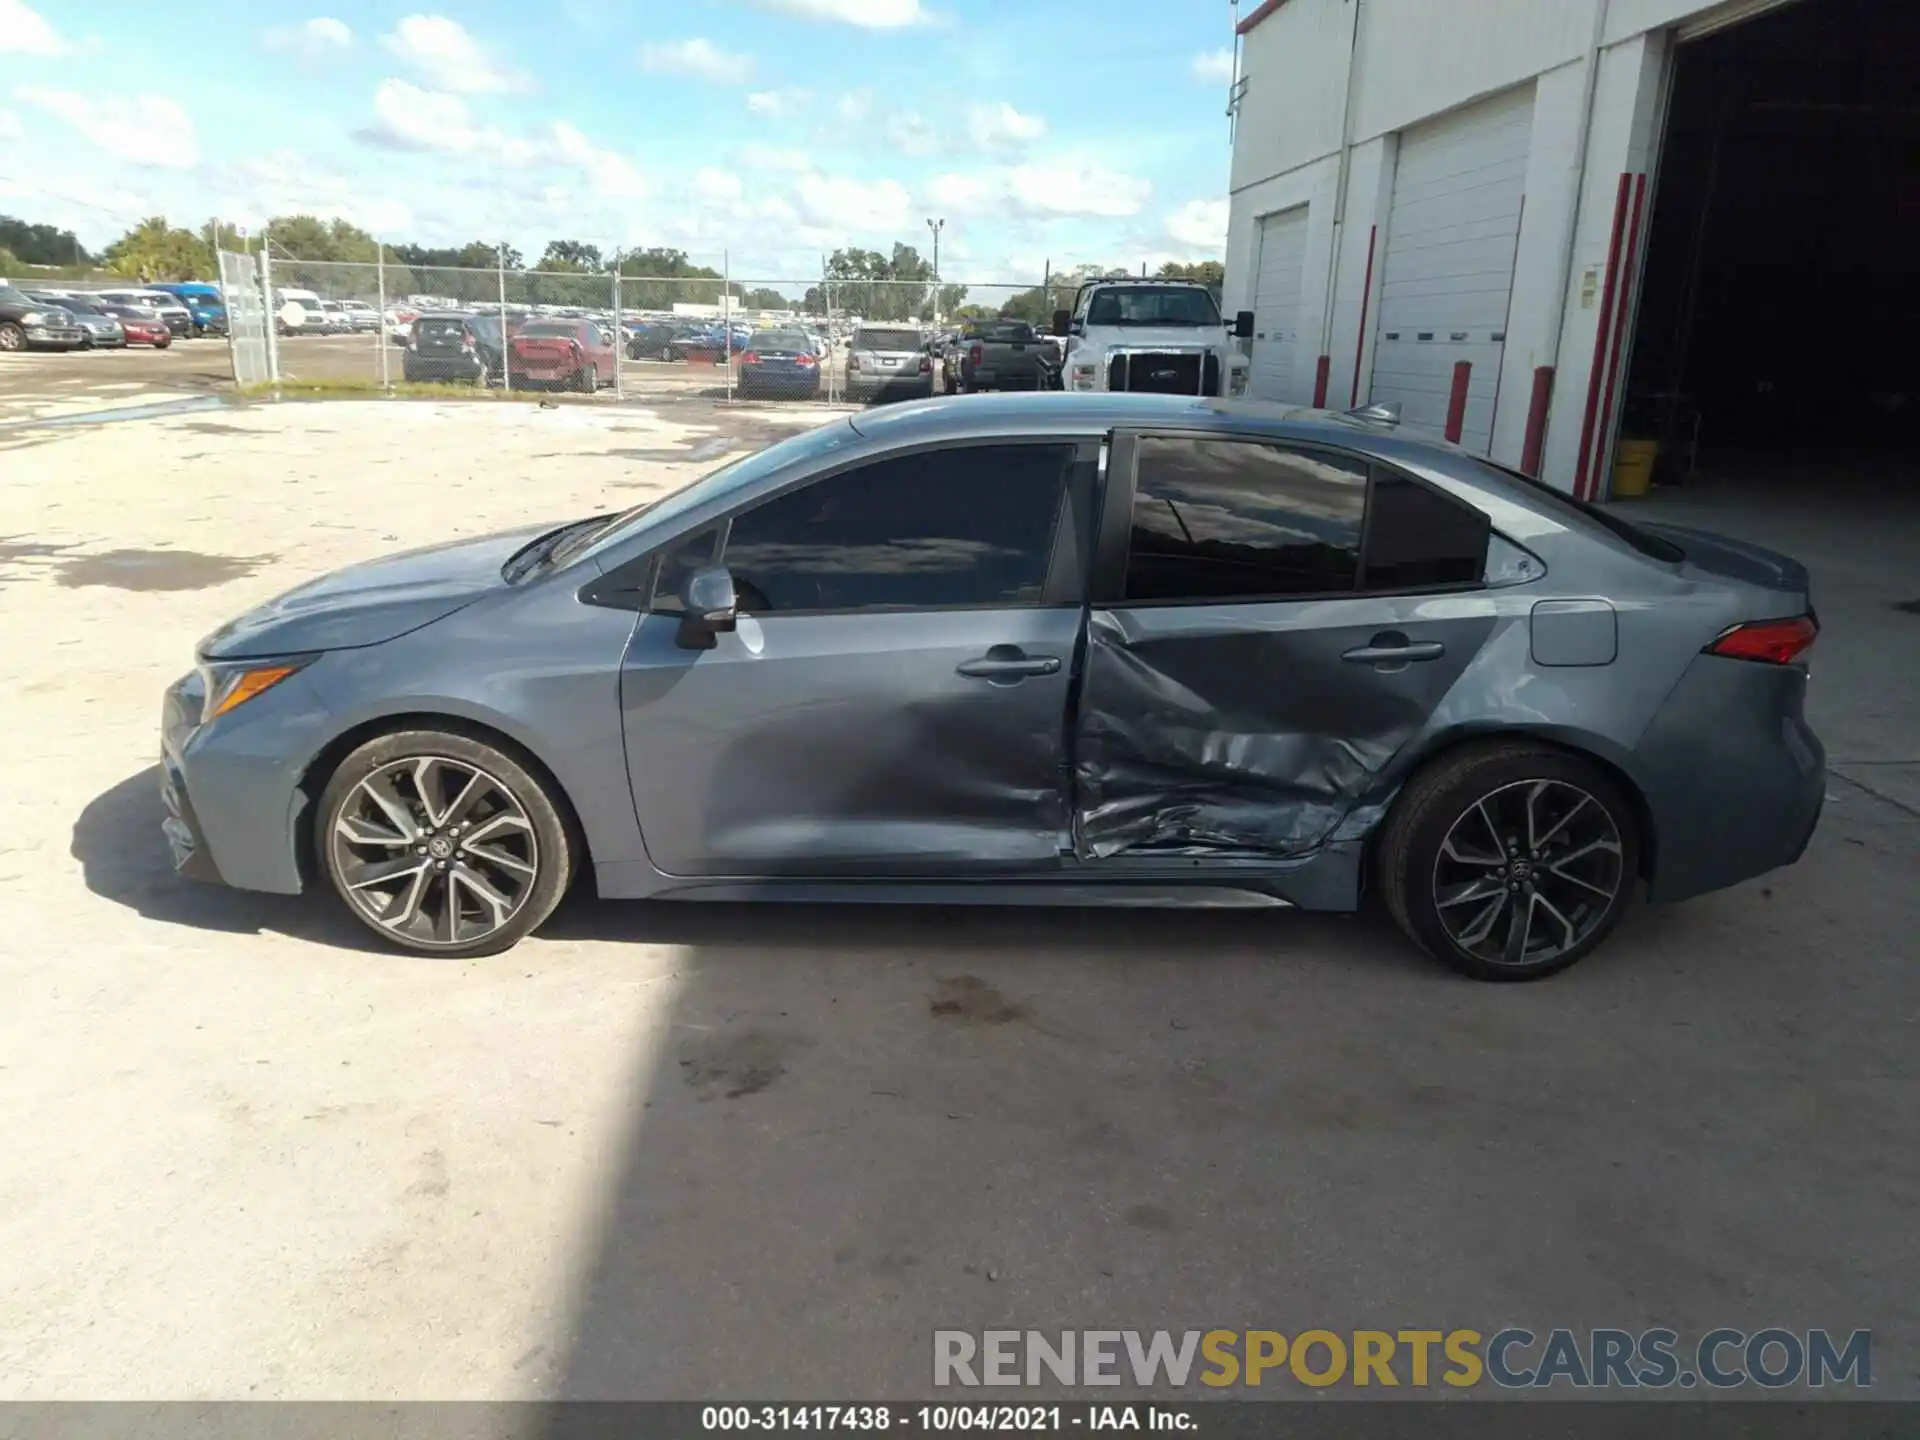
[1636,521,1811,595]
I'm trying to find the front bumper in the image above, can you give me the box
[160,667,327,895]
[26,325,87,350]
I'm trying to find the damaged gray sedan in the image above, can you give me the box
[161,395,1825,979]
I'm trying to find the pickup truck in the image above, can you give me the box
[1052,277,1253,398]
[956,321,1060,393]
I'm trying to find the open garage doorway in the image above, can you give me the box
[1621,0,1919,507]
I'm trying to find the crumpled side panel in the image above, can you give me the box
[1072,607,1488,859]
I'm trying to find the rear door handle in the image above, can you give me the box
[957,647,1061,683]
[1342,639,1445,664]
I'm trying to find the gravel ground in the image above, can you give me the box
[0,395,1913,1402]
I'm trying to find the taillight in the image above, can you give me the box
[1707,615,1818,665]
[847,354,860,371]
[742,352,761,364]
[919,355,931,374]
[969,343,982,367]
[794,352,816,366]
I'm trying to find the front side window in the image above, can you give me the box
[721,444,1073,614]
[649,527,721,613]
[1123,438,1366,603]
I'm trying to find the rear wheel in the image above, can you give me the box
[1376,742,1638,981]
[576,365,596,393]
[317,729,576,958]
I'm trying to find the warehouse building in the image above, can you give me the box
[1221,0,1916,506]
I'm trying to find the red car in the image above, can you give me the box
[102,303,172,349]
[505,319,617,392]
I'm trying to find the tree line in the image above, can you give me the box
[3,212,1224,323]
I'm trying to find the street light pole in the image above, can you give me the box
[926,216,944,327]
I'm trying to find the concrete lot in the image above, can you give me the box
[0,376,1913,1401]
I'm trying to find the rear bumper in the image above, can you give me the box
[404,353,488,382]
[1634,654,1826,903]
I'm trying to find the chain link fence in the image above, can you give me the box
[227,255,1104,408]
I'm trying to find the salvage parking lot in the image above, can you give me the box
[0,369,1915,1399]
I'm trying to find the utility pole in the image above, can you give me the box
[925,216,944,327]
[497,242,511,394]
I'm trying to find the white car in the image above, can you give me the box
[1054,278,1252,398]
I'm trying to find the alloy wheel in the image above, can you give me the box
[1431,779,1624,969]
[330,755,539,949]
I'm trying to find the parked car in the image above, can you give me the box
[336,299,383,333]
[98,303,172,348]
[401,311,510,384]
[27,292,125,348]
[624,321,681,361]
[274,288,327,335]
[0,283,85,351]
[96,288,193,337]
[506,319,618,392]
[845,323,932,403]
[957,320,1059,394]
[737,329,822,399]
[1055,277,1251,397]
[157,393,1827,976]
[384,309,417,346]
[149,282,228,337]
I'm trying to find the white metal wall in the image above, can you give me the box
[1248,207,1311,402]
[1368,86,1534,451]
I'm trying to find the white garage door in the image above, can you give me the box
[1249,206,1309,403]
[1370,85,1533,452]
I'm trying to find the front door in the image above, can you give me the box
[1073,433,1500,859]
[621,441,1088,877]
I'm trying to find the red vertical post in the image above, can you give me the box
[1312,354,1331,407]
[1520,365,1555,476]
[1349,224,1377,407]
[1573,174,1635,500]
[1444,360,1472,443]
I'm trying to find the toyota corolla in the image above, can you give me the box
[160,394,1824,979]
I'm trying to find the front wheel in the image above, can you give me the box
[1375,742,1638,981]
[317,729,577,957]
[0,321,24,352]
[154,335,172,350]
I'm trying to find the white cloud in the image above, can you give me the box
[737,142,812,171]
[263,17,353,54]
[966,102,1046,151]
[694,167,744,201]
[796,173,912,233]
[0,108,19,144]
[382,15,528,94]
[15,88,198,166]
[1165,198,1229,251]
[0,0,64,56]
[748,0,933,27]
[639,38,752,84]
[1007,164,1151,218]
[746,89,809,117]
[927,173,992,211]
[360,77,482,152]
[1190,48,1235,83]
[835,90,873,123]
[550,121,649,199]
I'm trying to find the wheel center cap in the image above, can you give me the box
[427,835,454,859]
[1510,859,1534,881]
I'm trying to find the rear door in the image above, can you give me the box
[1071,431,1501,859]
[618,438,1098,877]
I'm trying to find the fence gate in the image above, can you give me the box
[217,249,270,386]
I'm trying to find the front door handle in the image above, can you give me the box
[1342,636,1446,665]
[957,646,1062,684]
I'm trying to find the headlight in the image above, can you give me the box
[1229,363,1250,397]
[21,311,46,326]
[1070,363,1098,392]
[196,656,315,723]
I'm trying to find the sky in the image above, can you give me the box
[0,0,1239,289]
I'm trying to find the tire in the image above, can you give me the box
[0,321,24,352]
[316,728,578,958]
[660,346,674,363]
[1375,740,1639,982]
[155,335,172,350]
[576,365,596,394]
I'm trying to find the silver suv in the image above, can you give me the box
[845,324,931,404]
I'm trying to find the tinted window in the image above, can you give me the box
[1124,438,1365,602]
[1086,286,1221,327]
[1360,472,1489,590]
[722,444,1072,614]
[855,328,921,352]
[518,322,579,338]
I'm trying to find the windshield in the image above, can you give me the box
[564,418,865,566]
[1084,285,1222,327]
[1478,458,1685,562]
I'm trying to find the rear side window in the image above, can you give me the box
[1360,472,1490,590]
[1123,438,1366,602]
[721,444,1072,614]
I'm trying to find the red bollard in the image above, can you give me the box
[1312,354,1331,408]
[1520,365,1555,476]
[1444,360,1472,444]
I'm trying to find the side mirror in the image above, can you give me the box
[1051,309,1071,337]
[1233,310,1255,339]
[675,565,739,650]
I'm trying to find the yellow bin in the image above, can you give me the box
[1611,438,1659,498]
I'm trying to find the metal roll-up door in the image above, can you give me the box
[1370,85,1533,452]
[1249,206,1309,402]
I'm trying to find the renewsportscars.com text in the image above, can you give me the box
[933,1328,1871,1390]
